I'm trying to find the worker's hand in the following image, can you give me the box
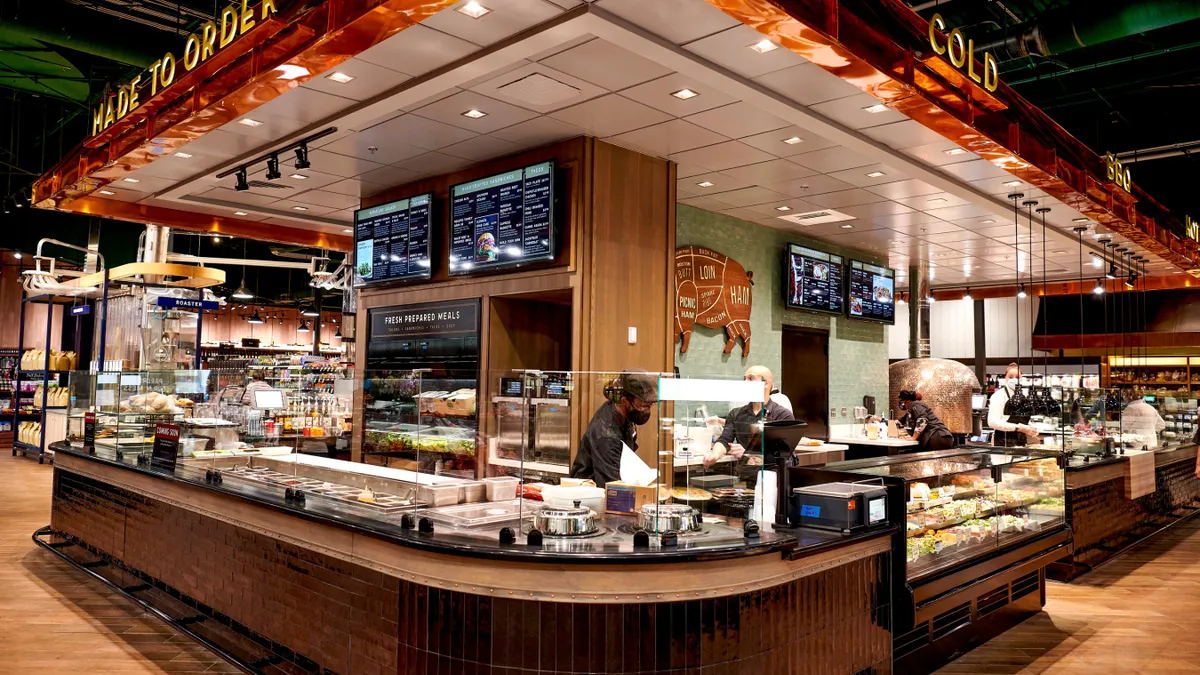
[1019,425,1040,438]
[702,452,719,468]
[746,455,764,467]
[729,442,746,459]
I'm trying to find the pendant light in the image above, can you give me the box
[297,319,311,333]
[334,327,343,339]
[1038,207,1060,418]
[301,303,320,317]
[247,309,264,324]
[1004,192,1032,417]
[1022,198,1044,418]
[1071,225,1089,424]
[232,240,254,299]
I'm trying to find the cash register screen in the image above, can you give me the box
[252,389,286,410]
[971,393,988,410]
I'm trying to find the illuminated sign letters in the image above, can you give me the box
[928,13,999,93]
[1186,216,1199,243]
[1106,153,1133,192]
[90,0,277,137]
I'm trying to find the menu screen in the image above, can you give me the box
[449,161,554,274]
[354,193,433,285]
[785,243,844,315]
[848,260,896,324]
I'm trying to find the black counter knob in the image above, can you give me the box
[418,517,434,534]
[499,527,516,545]
[744,519,761,539]
[526,529,543,547]
[633,529,650,549]
[400,514,415,530]
[661,530,679,547]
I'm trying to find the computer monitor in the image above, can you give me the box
[251,389,286,410]
[971,393,988,410]
[763,419,810,461]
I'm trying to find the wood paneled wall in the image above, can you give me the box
[199,305,345,351]
[0,264,64,350]
[353,138,676,467]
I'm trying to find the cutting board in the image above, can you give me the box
[1124,450,1155,500]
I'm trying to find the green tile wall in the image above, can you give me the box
[674,204,890,420]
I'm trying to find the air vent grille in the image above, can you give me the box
[776,209,855,226]
[247,180,293,190]
[977,586,1010,617]
[1011,571,1040,600]
[931,602,971,640]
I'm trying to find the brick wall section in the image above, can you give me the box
[675,205,889,419]
[1069,459,1200,567]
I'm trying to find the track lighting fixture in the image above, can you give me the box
[301,304,320,317]
[1093,279,1105,294]
[265,154,281,180]
[294,143,310,170]
[234,168,250,192]
[1017,285,1027,299]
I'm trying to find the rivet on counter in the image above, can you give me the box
[744,519,761,539]
[418,517,434,533]
[400,513,415,529]
[526,528,543,547]
[498,527,515,545]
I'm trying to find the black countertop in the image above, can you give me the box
[1063,442,1197,472]
[50,442,891,565]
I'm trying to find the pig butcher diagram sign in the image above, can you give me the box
[674,246,753,356]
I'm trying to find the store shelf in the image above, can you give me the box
[488,456,570,474]
[13,440,43,453]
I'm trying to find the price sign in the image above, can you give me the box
[83,412,96,453]
[150,423,181,472]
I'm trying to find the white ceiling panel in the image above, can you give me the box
[306,150,385,178]
[901,141,982,167]
[720,158,814,185]
[751,62,860,106]
[679,171,755,195]
[683,26,805,78]
[440,134,520,162]
[925,204,998,222]
[319,131,429,165]
[490,117,585,146]
[669,141,775,172]
[807,93,907,130]
[865,178,942,200]
[705,186,789,208]
[683,102,789,139]
[421,0,563,47]
[937,158,1011,182]
[271,201,340,217]
[619,74,738,117]
[412,91,540,134]
[607,119,727,157]
[679,195,741,212]
[861,120,949,150]
[744,198,822,217]
[835,201,916,220]
[324,177,389,198]
[247,167,342,191]
[357,24,479,75]
[468,62,607,113]
[221,114,307,141]
[806,189,887,209]
[893,192,971,210]
[540,38,671,90]
[365,114,480,151]
[593,0,741,45]
[826,164,903,188]
[185,129,280,159]
[108,174,178,194]
[291,190,362,210]
[301,58,412,101]
[675,163,708,179]
[193,187,284,207]
[789,146,873,173]
[254,87,358,125]
[90,188,149,203]
[549,94,672,137]
[394,152,474,177]
[737,125,838,158]
[129,152,221,181]
[766,173,856,198]
[357,164,421,188]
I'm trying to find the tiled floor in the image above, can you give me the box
[0,451,240,673]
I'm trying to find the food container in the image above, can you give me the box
[483,476,520,501]
[418,483,461,507]
[459,480,486,503]
[691,474,737,489]
[533,502,597,536]
[637,503,701,533]
[542,484,605,512]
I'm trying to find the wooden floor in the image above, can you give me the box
[0,451,240,673]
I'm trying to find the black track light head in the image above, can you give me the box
[265,154,281,180]
[294,143,311,170]
[234,168,250,192]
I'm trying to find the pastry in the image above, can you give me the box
[358,487,376,504]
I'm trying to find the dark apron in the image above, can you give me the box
[994,414,1030,447]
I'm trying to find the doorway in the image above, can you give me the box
[781,326,830,440]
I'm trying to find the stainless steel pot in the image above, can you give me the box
[638,503,700,533]
[533,501,597,536]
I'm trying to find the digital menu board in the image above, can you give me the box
[785,243,845,315]
[848,260,896,324]
[354,193,433,285]
[449,161,554,274]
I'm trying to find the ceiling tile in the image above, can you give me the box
[669,141,775,172]
[683,25,805,78]
[107,174,177,194]
[766,173,856,198]
[357,165,421,188]
[540,38,671,90]
[865,178,942,200]
[679,172,755,195]
[826,163,904,188]
[807,93,908,130]
[306,150,385,178]
[247,167,342,191]
[738,125,838,158]
[619,74,738,117]
[893,192,970,210]
[364,114,479,151]
[835,201,915,220]
[393,152,474,177]
[319,132,428,165]
[357,25,479,75]
[301,58,412,102]
[421,0,562,47]
[439,135,520,162]
[806,189,887,209]
[193,187,284,207]
[291,190,362,209]
[467,62,607,113]
[411,91,539,134]
[861,120,950,149]
[129,152,219,181]
[549,94,672,137]
[937,158,1010,182]
[789,146,873,173]
[254,87,358,125]
[593,0,741,44]
[706,186,790,208]
[272,201,339,217]
[751,62,860,106]
[925,204,997,221]
[744,198,821,217]
[607,119,728,158]
[324,177,389,198]
[902,140,983,167]
[683,102,789,139]
[491,117,586,146]
[720,158,814,185]
[678,195,739,212]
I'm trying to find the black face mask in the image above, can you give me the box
[899,401,908,411]
[627,407,651,426]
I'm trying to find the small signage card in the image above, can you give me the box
[83,412,96,453]
[150,423,181,472]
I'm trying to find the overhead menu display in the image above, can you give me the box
[785,243,844,315]
[848,260,896,324]
[354,193,433,285]
[449,161,554,274]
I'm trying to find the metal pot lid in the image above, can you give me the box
[536,504,592,518]
[639,503,696,517]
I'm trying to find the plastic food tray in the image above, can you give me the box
[218,466,424,514]
[422,499,531,527]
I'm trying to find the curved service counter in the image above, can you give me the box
[46,442,894,675]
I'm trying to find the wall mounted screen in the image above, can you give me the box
[847,260,896,324]
[449,161,554,274]
[785,243,845,315]
[354,193,433,285]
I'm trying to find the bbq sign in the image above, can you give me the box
[928,13,1000,93]
[90,0,278,137]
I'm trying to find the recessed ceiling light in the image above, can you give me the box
[290,174,308,180]
[775,205,792,212]
[782,136,803,145]
[97,189,115,195]
[122,177,140,183]
[1073,217,1090,223]
[944,148,967,156]
[456,0,490,18]
[325,72,355,84]
[238,118,263,127]
[461,109,487,119]
[174,152,193,159]
[696,181,714,188]
[840,224,854,229]
[865,171,886,178]
[234,211,249,216]
[292,205,309,211]
[671,88,699,100]
[343,228,352,233]
[1003,180,1022,187]
[1054,250,1067,255]
[981,219,995,224]
[749,39,778,54]
[862,103,889,113]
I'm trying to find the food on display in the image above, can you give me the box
[21,349,78,371]
[32,384,70,408]
[364,429,476,455]
[119,392,183,414]
[358,487,376,504]
[671,486,713,502]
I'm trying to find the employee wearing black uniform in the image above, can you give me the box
[898,390,955,452]
[703,366,794,468]
[570,371,658,487]
[987,363,1039,447]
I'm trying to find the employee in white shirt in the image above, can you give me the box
[1122,397,1166,449]
[988,363,1040,447]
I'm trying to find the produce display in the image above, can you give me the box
[907,514,1036,562]
[364,428,477,455]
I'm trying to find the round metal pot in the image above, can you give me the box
[533,502,597,536]
[637,503,700,533]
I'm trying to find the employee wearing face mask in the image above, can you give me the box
[570,370,658,487]
[987,363,1040,447]
[704,366,794,468]
[898,390,955,452]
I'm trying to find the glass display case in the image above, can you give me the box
[832,449,1066,581]
[361,369,478,478]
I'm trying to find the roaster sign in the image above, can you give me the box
[370,299,480,340]
[150,423,181,472]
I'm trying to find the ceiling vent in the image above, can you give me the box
[247,180,293,190]
[776,209,854,226]
[496,73,582,106]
